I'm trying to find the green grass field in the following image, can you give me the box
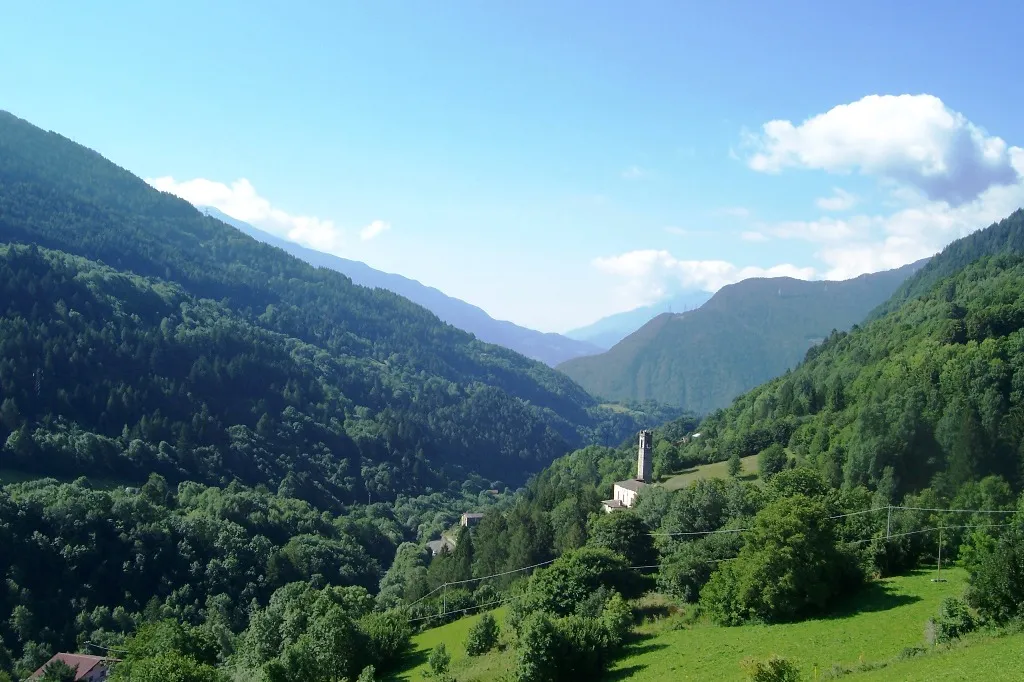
[392,607,514,681]
[661,454,760,491]
[609,569,966,681]
[394,569,990,681]
[846,631,1024,681]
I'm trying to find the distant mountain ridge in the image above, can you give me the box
[557,260,928,414]
[565,290,713,349]
[199,206,602,367]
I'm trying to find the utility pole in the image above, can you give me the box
[886,505,892,539]
[932,527,947,583]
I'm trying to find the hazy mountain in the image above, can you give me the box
[565,291,713,349]
[557,260,928,414]
[198,206,602,367]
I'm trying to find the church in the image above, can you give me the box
[601,430,652,512]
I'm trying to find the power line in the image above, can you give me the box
[897,506,1020,515]
[84,641,129,655]
[404,505,1021,622]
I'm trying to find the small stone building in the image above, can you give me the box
[602,430,653,512]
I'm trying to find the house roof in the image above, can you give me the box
[426,537,456,555]
[613,479,647,493]
[462,512,484,518]
[29,653,119,681]
[601,499,625,509]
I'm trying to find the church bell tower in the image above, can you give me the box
[637,430,653,483]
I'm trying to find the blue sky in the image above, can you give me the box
[3,1,1024,332]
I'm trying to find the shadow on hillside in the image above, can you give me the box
[602,633,669,680]
[821,580,921,621]
[387,648,428,681]
[605,664,646,680]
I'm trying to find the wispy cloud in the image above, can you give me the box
[146,176,392,255]
[360,220,391,241]
[593,249,815,309]
[815,188,858,211]
[715,206,752,219]
[621,165,650,180]
[741,231,769,242]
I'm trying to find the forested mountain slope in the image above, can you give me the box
[0,110,669,507]
[677,241,1024,496]
[558,261,924,413]
[564,290,712,350]
[871,209,1024,320]
[200,206,603,366]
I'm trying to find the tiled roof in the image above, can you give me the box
[29,653,118,681]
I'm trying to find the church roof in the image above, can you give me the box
[613,479,646,492]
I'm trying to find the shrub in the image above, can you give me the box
[758,444,788,480]
[700,495,862,625]
[521,548,638,618]
[600,592,632,646]
[515,613,559,682]
[465,613,500,656]
[933,597,976,643]
[966,527,1024,624]
[427,643,450,680]
[358,611,412,672]
[740,654,802,682]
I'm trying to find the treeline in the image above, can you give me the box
[674,249,1024,498]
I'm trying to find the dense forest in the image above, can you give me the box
[558,261,923,413]
[0,110,678,508]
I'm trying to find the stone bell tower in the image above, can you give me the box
[637,429,653,483]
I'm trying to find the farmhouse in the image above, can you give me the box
[602,430,653,512]
[29,654,119,681]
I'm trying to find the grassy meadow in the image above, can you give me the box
[610,568,965,681]
[661,454,760,491]
[394,607,514,681]
[390,567,1024,681]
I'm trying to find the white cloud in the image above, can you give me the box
[744,94,1021,205]
[766,217,860,243]
[741,231,769,242]
[360,220,391,241]
[817,172,1024,279]
[146,176,391,255]
[816,188,857,211]
[717,206,752,218]
[592,249,815,309]
[622,165,649,180]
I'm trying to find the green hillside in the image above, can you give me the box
[870,208,1024,321]
[557,261,923,414]
[676,210,1024,495]
[0,110,674,507]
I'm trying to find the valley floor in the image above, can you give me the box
[393,567,1024,681]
